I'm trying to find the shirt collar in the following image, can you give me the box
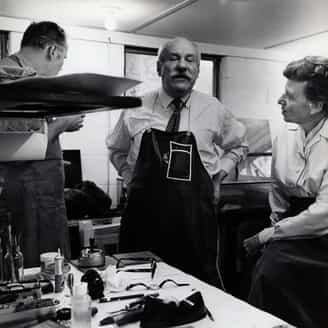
[10,52,38,77]
[13,52,37,73]
[158,88,192,111]
[319,117,328,139]
[287,117,328,140]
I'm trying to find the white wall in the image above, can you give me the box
[219,57,287,140]
[269,32,328,59]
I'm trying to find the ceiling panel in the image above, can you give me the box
[0,0,183,30]
[137,0,328,48]
[0,0,328,49]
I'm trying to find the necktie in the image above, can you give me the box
[166,98,183,132]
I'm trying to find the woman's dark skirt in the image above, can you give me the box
[249,235,328,328]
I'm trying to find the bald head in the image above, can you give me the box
[157,37,201,65]
[156,37,200,98]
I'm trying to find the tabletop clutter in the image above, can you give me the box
[0,244,214,328]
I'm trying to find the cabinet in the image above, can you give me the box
[219,178,272,299]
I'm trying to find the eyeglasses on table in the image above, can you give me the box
[125,278,190,291]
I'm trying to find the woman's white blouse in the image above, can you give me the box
[270,118,328,239]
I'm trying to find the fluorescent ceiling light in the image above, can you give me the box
[103,6,121,31]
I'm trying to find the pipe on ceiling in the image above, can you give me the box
[129,0,200,33]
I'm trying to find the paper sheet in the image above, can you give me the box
[0,118,47,161]
[0,131,47,161]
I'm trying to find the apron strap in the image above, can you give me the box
[150,130,164,167]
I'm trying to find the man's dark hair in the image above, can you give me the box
[21,21,66,49]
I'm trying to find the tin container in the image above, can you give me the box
[78,248,105,268]
[40,252,57,274]
[54,249,64,293]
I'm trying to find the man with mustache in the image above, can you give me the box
[107,37,247,287]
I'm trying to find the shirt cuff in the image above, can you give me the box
[220,157,236,175]
[258,227,275,244]
[120,168,132,186]
[270,212,282,225]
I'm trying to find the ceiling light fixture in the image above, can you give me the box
[103,6,121,31]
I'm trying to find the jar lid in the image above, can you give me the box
[57,307,71,321]
[40,252,57,262]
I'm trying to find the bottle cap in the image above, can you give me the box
[54,249,64,275]
[55,248,64,260]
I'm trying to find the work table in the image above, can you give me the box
[20,256,292,328]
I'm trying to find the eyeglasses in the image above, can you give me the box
[125,278,190,291]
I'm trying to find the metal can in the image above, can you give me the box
[54,249,64,293]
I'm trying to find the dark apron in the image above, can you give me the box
[0,159,70,268]
[248,197,328,328]
[119,128,221,287]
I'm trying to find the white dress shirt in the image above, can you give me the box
[270,117,328,239]
[107,88,248,185]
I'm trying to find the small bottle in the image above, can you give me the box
[54,248,64,293]
[4,222,17,282]
[13,235,24,281]
[0,236,4,282]
[71,282,91,328]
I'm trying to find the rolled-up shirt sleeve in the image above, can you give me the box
[214,107,248,174]
[269,182,290,225]
[106,111,132,185]
[272,169,328,239]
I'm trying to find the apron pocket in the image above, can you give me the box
[167,141,192,181]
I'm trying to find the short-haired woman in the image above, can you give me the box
[244,56,328,328]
